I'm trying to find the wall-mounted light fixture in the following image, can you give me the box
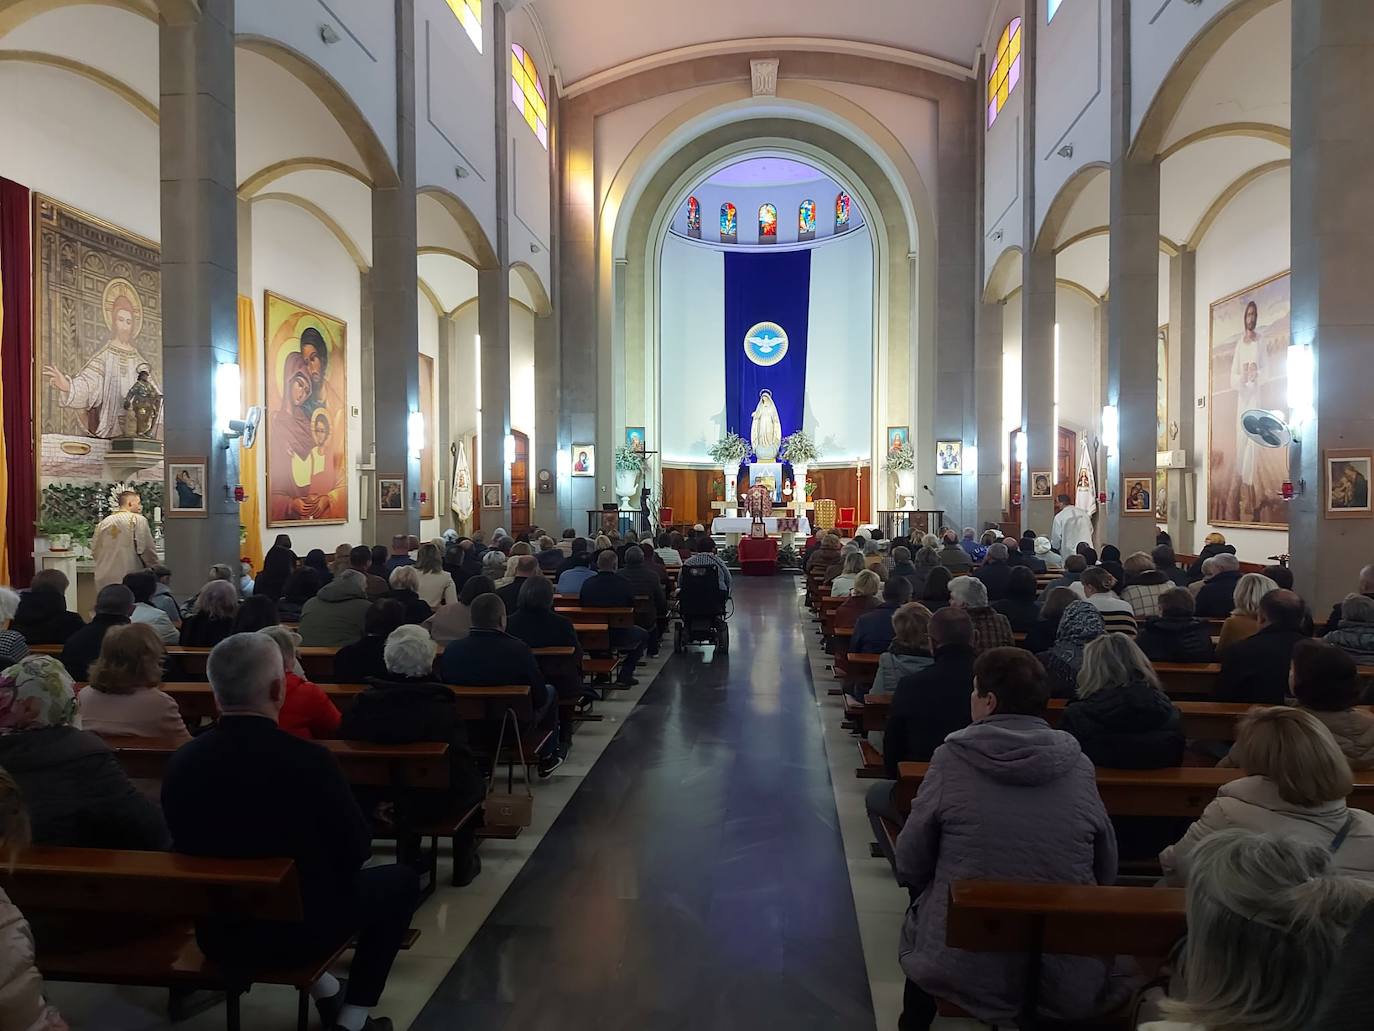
[319,23,340,44]
[215,362,241,439]
[1057,143,1075,159]
[408,411,425,460]
[1101,404,1119,454]
[504,433,516,466]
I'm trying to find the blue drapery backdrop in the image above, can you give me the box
[723,249,811,449]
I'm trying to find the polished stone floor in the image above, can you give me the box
[411,575,875,1030]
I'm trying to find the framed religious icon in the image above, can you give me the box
[166,457,207,517]
[935,440,962,475]
[377,476,404,512]
[571,444,595,477]
[1030,471,1053,499]
[481,483,503,509]
[625,427,646,453]
[264,291,349,526]
[1123,475,1154,516]
[1326,450,1373,519]
[886,426,910,453]
[1208,272,1290,529]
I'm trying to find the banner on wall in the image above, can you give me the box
[1076,437,1096,518]
[451,438,472,521]
[723,249,811,447]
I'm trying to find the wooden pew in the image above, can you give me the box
[556,606,634,630]
[153,682,531,725]
[943,880,1186,1023]
[895,761,1374,818]
[1,847,352,1030]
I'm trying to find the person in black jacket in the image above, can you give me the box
[1194,554,1244,617]
[992,566,1041,632]
[864,609,976,870]
[554,537,591,581]
[1136,588,1216,663]
[577,550,649,686]
[440,594,562,775]
[1216,589,1309,704]
[60,585,133,682]
[1187,533,1235,577]
[162,633,417,1031]
[253,535,295,602]
[619,546,668,655]
[337,624,485,887]
[178,580,239,648]
[334,600,406,683]
[973,543,1013,601]
[1024,587,1075,653]
[506,576,584,707]
[383,566,433,626]
[496,556,541,613]
[12,570,84,645]
[1322,564,1374,635]
[1152,544,1193,588]
[0,655,168,851]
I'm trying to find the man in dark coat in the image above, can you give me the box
[60,584,132,681]
[1216,589,1309,704]
[12,570,85,645]
[888,546,921,596]
[1193,554,1244,618]
[974,543,1014,601]
[1136,588,1216,663]
[496,556,541,613]
[1151,545,1193,588]
[865,609,976,869]
[852,577,914,655]
[440,594,562,774]
[1323,564,1374,635]
[162,633,418,1031]
[618,546,668,655]
[576,550,649,685]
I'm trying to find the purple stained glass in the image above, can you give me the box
[1008,59,1021,92]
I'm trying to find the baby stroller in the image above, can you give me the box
[673,563,730,653]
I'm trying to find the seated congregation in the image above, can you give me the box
[805,520,1374,1029]
[0,522,714,1031]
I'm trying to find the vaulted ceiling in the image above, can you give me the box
[526,0,995,88]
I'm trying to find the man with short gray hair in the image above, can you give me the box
[973,543,1013,601]
[949,574,1015,653]
[163,633,418,1031]
[1322,563,1374,635]
[496,554,542,613]
[1195,551,1244,617]
[580,548,651,684]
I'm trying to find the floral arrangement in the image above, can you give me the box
[707,432,750,466]
[884,440,916,472]
[779,430,820,464]
[613,444,646,473]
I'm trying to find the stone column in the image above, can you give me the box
[370,0,420,545]
[159,0,240,596]
[1104,0,1160,555]
[1016,0,1056,537]
[1289,0,1374,612]
[437,314,455,532]
[1166,247,1197,549]
[477,3,512,534]
[557,94,596,534]
[975,299,1005,530]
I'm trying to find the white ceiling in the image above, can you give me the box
[528,0,995,87]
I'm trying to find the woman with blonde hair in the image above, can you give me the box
[1060,633,1182,769]
[414,542,458,609]
[867,603,933,698]
[829,551,866,598]
[330,543,353,577]
[1216,572,1279,655]
[0,766,69,1030]
[1142,830,1374,1031]
[78,623,188,742]
[179,579,239,648]
[1161,706,1374,884]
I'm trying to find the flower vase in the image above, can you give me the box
[896,469,916,510]
[615,468,640,511]
[48,533,72,553]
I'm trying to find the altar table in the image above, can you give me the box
[710,516,811,549]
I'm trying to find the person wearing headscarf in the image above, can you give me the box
[0,656,168,850]
[1035,536,1064,569]
[1035,600,1107,698]
[254,534,296,603]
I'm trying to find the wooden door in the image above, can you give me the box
[510,430,530,536]
[1008,427,1077,531]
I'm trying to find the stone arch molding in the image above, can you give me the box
[511,261,552,317]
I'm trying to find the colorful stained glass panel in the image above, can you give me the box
[720,203,737,241]
[445,0,482,53]
[987,18,1023,127]
[799,199,816,235]
[759,203,778,239]
[686,196,701,238]
[511,43,548,148]
[835,192,851,229]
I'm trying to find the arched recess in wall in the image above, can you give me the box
[249,192,369,270]
[1131,0,1283,160]
[0,50,156,120]
[235,34,398,189]
[0,0,155,33]
[984,246,1023,304]
[416,186,498,270]
[510,260,552,317]
[597,78,934,513]
[1036,162,1111,255]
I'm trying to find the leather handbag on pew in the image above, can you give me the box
[484,710,534,828]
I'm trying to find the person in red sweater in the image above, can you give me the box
[257,625,341,739]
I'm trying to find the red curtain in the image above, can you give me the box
[0,177,35,586]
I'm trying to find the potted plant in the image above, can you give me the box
[613,444,645,510]
[707,432,751,513]
[780,430,820,506]
[35,514,86,553]
[884,440,917,509]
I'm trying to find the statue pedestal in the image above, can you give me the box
[104,436,163,479]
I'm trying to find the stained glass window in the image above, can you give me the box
[720,202,737,242]
[686,196,701,239]
[759,203,778,241]
[835,192,851,231]
[799,199,816,239]
[1047,0,1063,21]
[511,43,548,148]
[445,0,482,53]
[987,18,1022,128]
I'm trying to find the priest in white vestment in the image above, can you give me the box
[92,491,158,590]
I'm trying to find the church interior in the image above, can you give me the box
[0,1,1372,1029]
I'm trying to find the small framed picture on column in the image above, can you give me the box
[378,476,405,512]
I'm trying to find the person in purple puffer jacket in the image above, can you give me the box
[894,647,1128,1029]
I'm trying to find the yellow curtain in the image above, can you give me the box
[0,261,10,585]
[238,295,264,573]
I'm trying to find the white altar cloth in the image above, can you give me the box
[711,516,811,536]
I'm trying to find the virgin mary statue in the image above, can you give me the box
[750,390,782,462]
